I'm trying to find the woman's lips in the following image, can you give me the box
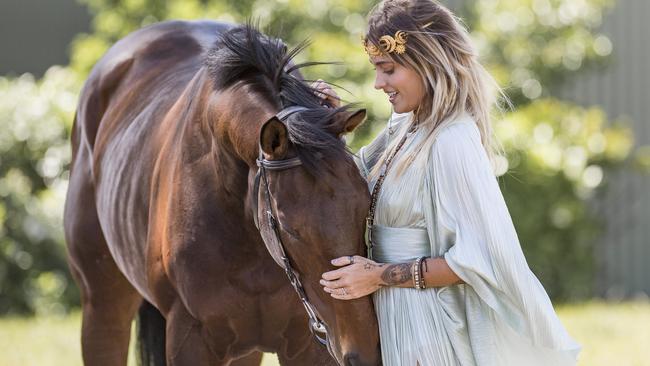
[388,92,398,103]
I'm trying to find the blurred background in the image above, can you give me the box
[0,0,648,365]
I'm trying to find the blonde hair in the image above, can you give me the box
[365,0,505,178]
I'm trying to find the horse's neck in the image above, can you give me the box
[209,83,277,167]
[173,77,275,201]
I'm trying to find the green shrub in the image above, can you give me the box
[496,100,631,300]
[0,68,80,314]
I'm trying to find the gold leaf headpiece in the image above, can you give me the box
[362,31,408,56]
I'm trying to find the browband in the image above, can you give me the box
[276,105,309,121]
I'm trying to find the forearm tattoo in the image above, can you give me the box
[380,263,412,286]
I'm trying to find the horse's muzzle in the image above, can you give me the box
[344,352,382,366]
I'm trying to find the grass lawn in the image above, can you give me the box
[1,301,648,365]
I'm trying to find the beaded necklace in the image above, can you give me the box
[365,127,413,259]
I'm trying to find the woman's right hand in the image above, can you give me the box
[311,79,341,108]
[320,255,385,300]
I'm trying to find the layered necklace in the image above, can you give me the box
[365,114,419,259]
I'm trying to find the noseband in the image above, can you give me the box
[252,106,332,353]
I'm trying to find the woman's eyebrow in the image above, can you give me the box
[371,60,394,66]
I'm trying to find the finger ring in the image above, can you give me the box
[348,256,354,265]
[341,287,347,296]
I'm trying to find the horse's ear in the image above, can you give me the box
[333,109,367,136]
[260,117,289,159]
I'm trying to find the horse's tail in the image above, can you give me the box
[137,301,167,366]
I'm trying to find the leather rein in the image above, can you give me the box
[252,106,332,352]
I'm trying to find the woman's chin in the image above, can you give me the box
[391,102,404,113]
[392,104,415,114]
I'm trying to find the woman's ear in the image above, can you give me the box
[260,117,289,160]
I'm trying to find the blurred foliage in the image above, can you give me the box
[68,0,618,146]
[495,100,632,299]
[0,68,81,314]
[469,0,615,105]
[0,0,638,313]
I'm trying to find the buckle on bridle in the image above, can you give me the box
[267,211,277,230]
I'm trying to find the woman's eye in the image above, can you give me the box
[384,69,394,75]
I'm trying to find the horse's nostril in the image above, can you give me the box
[343,353,359,366]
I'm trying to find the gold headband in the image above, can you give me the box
[362,31,408,56]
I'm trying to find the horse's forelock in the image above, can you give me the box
[204,23,352,176]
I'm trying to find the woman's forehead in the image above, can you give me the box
[369,55,393,65]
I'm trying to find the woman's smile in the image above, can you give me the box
[371,55,425,113]
[387,91,398,103]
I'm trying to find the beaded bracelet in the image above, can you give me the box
[414,256,428,290]
[418,257,427,289]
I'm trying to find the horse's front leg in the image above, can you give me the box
[165,300,239,365]
[72,258,142,366]
[229,351,264,366]
[273,314,339,366]
[277,336,339,366]
[65,154,143,366]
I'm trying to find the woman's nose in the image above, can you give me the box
[374,74,385,90]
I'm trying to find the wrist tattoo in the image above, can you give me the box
[380,263,412,286]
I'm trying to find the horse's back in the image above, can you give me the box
[67,20,232,299]
[75,20,230,153]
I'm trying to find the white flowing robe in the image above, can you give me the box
[356,113,581,366]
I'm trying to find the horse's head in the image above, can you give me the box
[204,25,381,365]
[257,109,380,365]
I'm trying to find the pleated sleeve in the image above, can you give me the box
[430,120,581,363]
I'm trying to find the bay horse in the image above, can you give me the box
[64,20,380,365]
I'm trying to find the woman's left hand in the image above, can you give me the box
[311,79,341,108]
[320,255,385,300]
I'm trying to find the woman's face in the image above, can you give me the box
[371,55,426,114]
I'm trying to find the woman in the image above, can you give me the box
[315,0,581,365]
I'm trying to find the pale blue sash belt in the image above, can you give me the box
[371,225,431,263]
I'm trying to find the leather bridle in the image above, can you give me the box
[252,106,333,353]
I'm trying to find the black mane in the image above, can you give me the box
[204,24,351,172]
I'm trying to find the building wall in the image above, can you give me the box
[0,0,91,77]
[557,0,650,298]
